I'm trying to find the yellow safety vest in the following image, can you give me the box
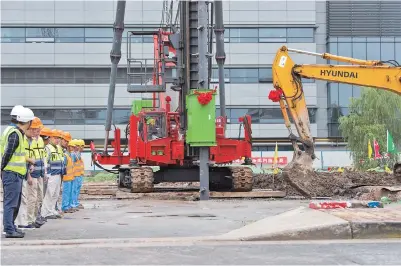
[26,137,46,177]
[0,126,28,176]
[0,126,13,154]
[26,137,45,159]
[46,144,63,174]
[63,152,74,182]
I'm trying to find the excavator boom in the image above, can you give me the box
[271,45,401,198]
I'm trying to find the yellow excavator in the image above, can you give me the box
[270,45,401,197]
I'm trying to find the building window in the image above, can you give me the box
[1,108,131,126]
[215,108,317,124]
[287,28,314,43]
[84,27,113,43]
[1,27,316,44]
[229,28,259,43]
[1,28,25,43]
[258,28,286,43]
[1,67,314,85]
[0,67,148,84]
[229,68,259,83]
[55,28,85,43]
[26,28,55,43]
[258,68,273,83]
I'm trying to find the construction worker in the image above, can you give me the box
[76,139,85,209]
[54,129,65,215]
[25,117,47,228]
[71,139,84,209]
[40,129,63,219]
[1,106,35,238]
[61,139,76,214]
[37,126,52,222]
[15,118,41,230]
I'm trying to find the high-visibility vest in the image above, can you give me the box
[25,137,45,177]
[63,152,74,181]
[0,126,28,176]
[72,152,80,177]
[46,144,63,175]
[57,145,66,175]
[0,126,13,155]
[77,153,84,176]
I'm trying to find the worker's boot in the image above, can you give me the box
[5,231,25,238]
[78,204,84,209]
[18,224,36,230]
[31,222,42,229]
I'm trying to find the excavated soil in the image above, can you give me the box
[253,170,401,200]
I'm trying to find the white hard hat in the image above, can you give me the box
[15,107,35,123]
[10,105,25,116]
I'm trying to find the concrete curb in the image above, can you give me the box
[351,221,401,239]
[220,206,352,241]
[220,206,401,241]
[2,236,219,247]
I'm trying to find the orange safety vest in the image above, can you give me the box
[79,156,85,176]
[75,153,84,176]
[63,153,74,182]
[72,152,80,177]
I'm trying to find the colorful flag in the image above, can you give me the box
[387,130,397,154]
[373,139,381,159]
[273,142,278,165]
[368,139,373,159]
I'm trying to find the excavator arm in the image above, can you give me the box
[270,45,401,197]
[271,45,401,161]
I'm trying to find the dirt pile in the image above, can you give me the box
[254,170,401,199]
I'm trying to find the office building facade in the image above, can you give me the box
[1,0,399,151]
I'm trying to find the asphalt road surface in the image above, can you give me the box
[2,240,401,265]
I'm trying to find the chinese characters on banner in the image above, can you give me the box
[233,157,288,165]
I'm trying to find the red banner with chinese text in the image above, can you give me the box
[233,157,288,165]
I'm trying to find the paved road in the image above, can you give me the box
[3,240,401,265]
[2,199,306,241]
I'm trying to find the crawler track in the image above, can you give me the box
[131,167,154,193]
[127,166,254,193]
[228,166,254,192]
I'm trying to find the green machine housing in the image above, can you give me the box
[185,89,217,147]
[131,99,153,115]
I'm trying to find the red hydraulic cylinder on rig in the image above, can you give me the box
[129,114,138,161]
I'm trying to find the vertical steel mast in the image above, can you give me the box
[197,0,210,200]
[103,0,126,154]
[213,0,227,124]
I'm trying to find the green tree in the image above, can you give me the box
[338,87,401,169]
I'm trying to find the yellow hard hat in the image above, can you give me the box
[72,139,79,147]
[68,140,76,147]
[80,139,85,146]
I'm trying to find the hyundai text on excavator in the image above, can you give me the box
[269,45,401,198]
[90,0,254,198]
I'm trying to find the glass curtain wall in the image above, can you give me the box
[327,37,401,137]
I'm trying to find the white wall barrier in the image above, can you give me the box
[81,150,354,172]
